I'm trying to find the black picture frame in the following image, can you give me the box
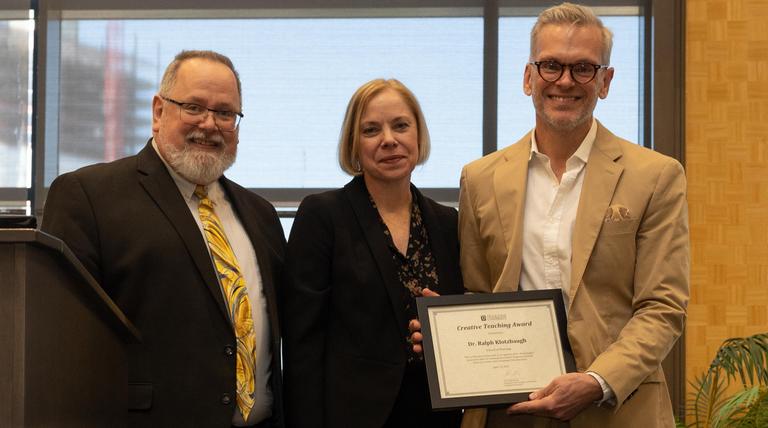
[416,289,576,410]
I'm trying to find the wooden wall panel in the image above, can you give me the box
[685,0,768,384]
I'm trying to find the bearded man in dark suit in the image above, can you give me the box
[41,50,285,428]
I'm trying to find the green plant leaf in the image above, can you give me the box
[733,387,768,428]
[714,386,760,426]
[682,333,768,427]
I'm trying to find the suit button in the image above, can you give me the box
[221,393,232,405]
[224,345,235,356]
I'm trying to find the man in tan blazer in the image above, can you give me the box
[458,3,689,428]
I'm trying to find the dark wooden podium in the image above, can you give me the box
[0,229,140,427]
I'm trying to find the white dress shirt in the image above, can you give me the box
[519,120,595,303]
[152,140,272,425]
[518,120,615,404]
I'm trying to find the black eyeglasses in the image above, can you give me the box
[529,60,610,84]
[161,96,243,131]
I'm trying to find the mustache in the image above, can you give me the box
[185,130,225,146]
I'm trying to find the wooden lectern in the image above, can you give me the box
[0,229,140,427]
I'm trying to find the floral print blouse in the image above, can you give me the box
[371,193,439,364]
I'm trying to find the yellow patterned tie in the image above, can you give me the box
[195,185,256,420]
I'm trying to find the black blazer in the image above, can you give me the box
[282,176,463,428]
[41,141,286,427]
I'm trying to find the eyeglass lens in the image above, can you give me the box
[537,61,599,84]
[179,107,239,131]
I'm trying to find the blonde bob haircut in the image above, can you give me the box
[531,2,614,64]
[338,79,431,176]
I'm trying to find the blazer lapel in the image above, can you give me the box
[344,176,410,333]
[416,188,461,294]
[569,123,624,308]
[492,135,531,292]
[222,178,282,340]
[135,141,229,322]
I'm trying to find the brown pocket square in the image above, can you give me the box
[604,204,631,222]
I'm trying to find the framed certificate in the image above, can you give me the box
[415,289,575,410]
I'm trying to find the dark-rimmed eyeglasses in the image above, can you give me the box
[529,60,609,84]
[161,96,243,132]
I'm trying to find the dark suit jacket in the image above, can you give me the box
[282,176,463,428]
[40,141,286,427]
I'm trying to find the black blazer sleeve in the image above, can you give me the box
[42,171,103,284]
[282,193,335,428]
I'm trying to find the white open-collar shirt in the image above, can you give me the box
[520,119,596,304]
[519,120,615,403]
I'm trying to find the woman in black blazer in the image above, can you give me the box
[283,79,463,428]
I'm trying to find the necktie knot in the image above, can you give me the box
[194,184,208,200]
[195,185,216,210]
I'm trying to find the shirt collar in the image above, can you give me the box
[151,138,221,203]
[528,118,597,164]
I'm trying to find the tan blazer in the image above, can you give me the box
[458,122,689,428]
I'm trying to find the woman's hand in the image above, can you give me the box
[408,288,440,353]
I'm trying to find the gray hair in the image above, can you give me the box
[158,50,242,105]
[531,2,614,64]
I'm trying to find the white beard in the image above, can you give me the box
[162,130,236,185]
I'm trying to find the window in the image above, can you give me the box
[29,1,680,223]
[51,14,483,192]
[0,6,33,214]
